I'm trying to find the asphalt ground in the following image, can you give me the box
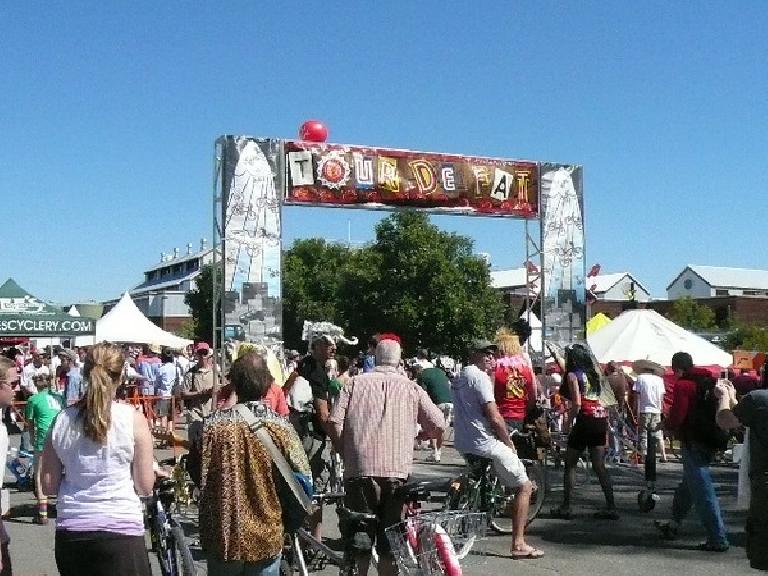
[2,431,758,576]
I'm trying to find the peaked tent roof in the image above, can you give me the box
[0,278,35,300]
[95,292,192,348]
[586,312,612,335]
[587,308,731,367]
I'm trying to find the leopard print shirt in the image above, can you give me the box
[199,401,310,563]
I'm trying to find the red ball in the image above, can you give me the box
[299,120,328,143]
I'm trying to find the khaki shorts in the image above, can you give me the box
[475,439,529,489]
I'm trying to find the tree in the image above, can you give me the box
[281,211,505,357]
[667,296,716,331]
[723,323,768,353]
[281,239,351,351]
[343,211,504,357]
[184,264,221,344]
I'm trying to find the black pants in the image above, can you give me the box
[55,530,151,576]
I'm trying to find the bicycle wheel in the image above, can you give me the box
[487,479,516,534]
[157,533,179,576]
[524,461,546,526]
[171,523,197,576]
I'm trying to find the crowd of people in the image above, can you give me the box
[0,326,765,574]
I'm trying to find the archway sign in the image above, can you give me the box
[212,136,585,362]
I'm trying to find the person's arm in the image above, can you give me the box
[716,382,743,431]
[25,401,35,447]
[416,387,446,441]
[132,410,155,496]
[525,372,538,412]
[328,382,351,453]
[314,398,332,436]
[39,433,62,496]
[282,370,299,394]
[483,401,514,450]
[566,373,580,426]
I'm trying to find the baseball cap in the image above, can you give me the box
[195,342,213,357]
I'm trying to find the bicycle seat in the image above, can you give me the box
[394,477,451,500]
[463,454,492,466]
[463,454,493,479]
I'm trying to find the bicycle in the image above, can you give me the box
[444,430,547,531]
[386,480,485,576]
[281,478,450,576]
[281,499,378,576]
[144,476,197,576]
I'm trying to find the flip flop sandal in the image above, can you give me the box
[549,506,572,519]
[510,547,545,560]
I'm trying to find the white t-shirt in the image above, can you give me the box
[634,373,665,414]
[21,364,50,394]
[287,376,313,413]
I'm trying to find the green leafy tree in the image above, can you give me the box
[667,296,716,330]
[723,323,768,353]
[184,264,221,344]
[281,212,504,357]
[340,211,504,357]
[281,239,352,351]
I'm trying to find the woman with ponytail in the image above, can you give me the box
[40,343,154,576]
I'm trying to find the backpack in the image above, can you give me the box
[686,374,730,451]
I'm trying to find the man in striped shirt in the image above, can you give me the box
[330,337,445,576]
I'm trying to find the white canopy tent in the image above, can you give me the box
[85,292,192,349]
[587,308,732,367]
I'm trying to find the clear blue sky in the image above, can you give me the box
[3,3,767,303]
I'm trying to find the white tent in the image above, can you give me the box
[91,292,192,349]
[587,308,732,367]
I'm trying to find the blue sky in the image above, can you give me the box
[3,2,767,303]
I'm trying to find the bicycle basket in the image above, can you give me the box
[385,511,486,576]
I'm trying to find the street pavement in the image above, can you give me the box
[3,431,758,576]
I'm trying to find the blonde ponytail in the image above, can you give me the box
[82,343,124,443]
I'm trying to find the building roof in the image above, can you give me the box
[667,265,768,291]
[491,268,649,297]
[490,267,529,290]
[586,272,650,296]
[143,248,212,273]
[131,270,199,295]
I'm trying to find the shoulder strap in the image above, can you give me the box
[234,404,314,513]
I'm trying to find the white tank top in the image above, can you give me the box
[51,402,144,534]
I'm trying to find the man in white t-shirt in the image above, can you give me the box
[21,352,50,397]
[452,339,542,559]
[632,360,667,462]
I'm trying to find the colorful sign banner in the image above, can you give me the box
[284,141,539,218]
[540,164,586,345]
[218,137,282,345]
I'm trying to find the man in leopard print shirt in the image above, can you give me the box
[199,354,310,576]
